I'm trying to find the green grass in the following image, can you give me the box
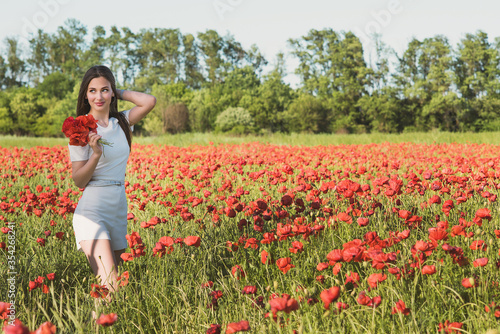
[1,131,500,148]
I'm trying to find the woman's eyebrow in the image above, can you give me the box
[88,86,110,90]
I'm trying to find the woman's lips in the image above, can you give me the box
[95,102,104,107]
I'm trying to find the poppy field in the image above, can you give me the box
[1,141,500,333]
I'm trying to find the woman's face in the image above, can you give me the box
[86,76,114,113]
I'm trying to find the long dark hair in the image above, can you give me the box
[77,65,132,149]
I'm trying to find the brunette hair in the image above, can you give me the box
[77,65,132,149]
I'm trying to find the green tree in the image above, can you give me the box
[36,83,78,137]
[0,91,13,133]
[9,87,45,135]
[183,33,204,89]
[0,55,6,89]
[5,37,25,87]
[38,72,74,99]
[454,31,500,130]
[49,19,88,81]
[289,29,373,132]
[80,25,107,71]
[197,30,224,85]
[239,69,295,132]
[394,36,457,131]
[27,29,52,85]
[134,28,182,90]
[189,87,224,132]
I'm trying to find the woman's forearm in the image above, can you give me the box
[118,89,155,108]
[117,89,156,125]
[72,154,101,188]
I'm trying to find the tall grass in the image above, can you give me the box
[1,131,500,148]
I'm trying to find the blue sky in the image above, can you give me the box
[2,0,500,85]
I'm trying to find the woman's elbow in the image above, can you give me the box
[148,95,157,110]
[72,176,85,189]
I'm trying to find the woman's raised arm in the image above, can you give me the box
[118,89,156,125]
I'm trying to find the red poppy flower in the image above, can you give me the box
[345,271,360,286]
[46,273,55,281]
[367,273,387,288]
[96,313,118,326]
[117,271,129,287]
[244,238,259,250]
[242,286,257,295]
[3,318,30,334]
[475,208,492,220]
[207,324,222,334]
[332,262,342,275]
[327,249,344,264]
[90,284,109,298]
[184,236,201,247]
[391,300,410,315]
[473,258,488,267]
[357,217,369,227]
[276,257,295,274]
[357,291,382,307]
[320,286,340,309]
[33,321,56,334]
[461,277,478,289]
[0,302,11,320]
[37,238,46,247]
[337,212,352,224]
[317,262,329,271]
[421,265,436,275]
[428,228,448,243]
[485,302,500,318]
[231,265,246,280]
[289,241,303,253]
[261,250,270,264]
[469,240,487,251]
[120,253,134,262]
[438,320,463,333]
[225,320,250,333]
[202,281,214,288]
[269,295,299,315]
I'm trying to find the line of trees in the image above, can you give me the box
[1,19,500,136]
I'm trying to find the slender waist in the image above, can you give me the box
[86,180,125,187]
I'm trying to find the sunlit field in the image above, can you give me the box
[1,134,500,333]
[1,131,500,148]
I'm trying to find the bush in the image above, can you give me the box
[215,107,255,134]
[283,94,329,133]
[164,103,190,134]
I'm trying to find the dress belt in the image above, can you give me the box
[86,180,125,187]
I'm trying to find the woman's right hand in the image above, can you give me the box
[88,132,103,157]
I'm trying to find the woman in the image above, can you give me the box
[68,65,156,294]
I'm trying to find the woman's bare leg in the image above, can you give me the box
[80,239,119,294]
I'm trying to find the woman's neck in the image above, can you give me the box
[89,109,110,127]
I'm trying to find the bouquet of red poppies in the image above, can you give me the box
[62,114,113,147]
